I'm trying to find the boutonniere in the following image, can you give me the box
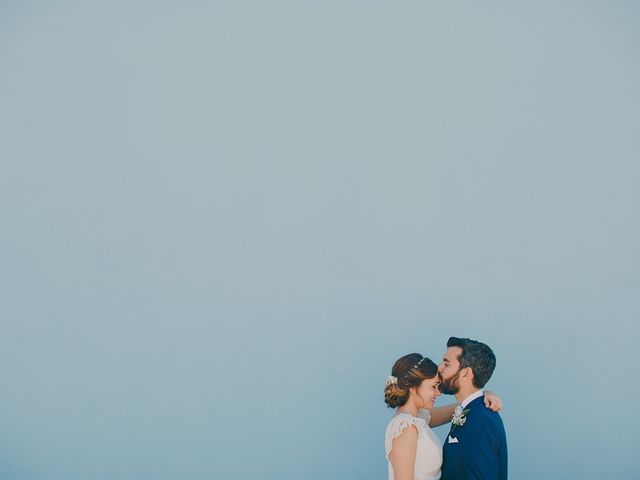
[451,405,471,430]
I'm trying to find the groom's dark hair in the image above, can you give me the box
[447,337,496,388]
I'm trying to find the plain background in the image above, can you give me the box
[1,1,639,479]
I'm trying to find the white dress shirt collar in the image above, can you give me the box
[460,389,484,409]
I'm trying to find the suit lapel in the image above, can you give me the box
[448,395,485,438]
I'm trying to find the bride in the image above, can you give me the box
[384,353,502,480]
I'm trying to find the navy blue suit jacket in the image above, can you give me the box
[441,395,508,480]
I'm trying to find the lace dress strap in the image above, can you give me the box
[385,414,426,459]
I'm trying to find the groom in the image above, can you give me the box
[438,337,508,480]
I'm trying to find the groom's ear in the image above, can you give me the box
[461,366,475,382]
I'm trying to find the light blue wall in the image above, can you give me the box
[1,1,639,479]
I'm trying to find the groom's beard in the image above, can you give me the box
[439,370,461,395]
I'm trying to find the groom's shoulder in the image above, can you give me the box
[471,405,501,422]
[467,396,495,416]
[480,411,506,441]
[465,411,505,446]
[470,399,505,430]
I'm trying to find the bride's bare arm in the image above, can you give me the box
[483,390,503,412]
[425,404,457,428]
[388,426,419,480]
[424,391,503,428]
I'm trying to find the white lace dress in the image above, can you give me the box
[384,410,442,480]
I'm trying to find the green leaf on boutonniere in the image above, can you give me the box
[451,407,472,430]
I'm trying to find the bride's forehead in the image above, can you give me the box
[422,376,439,386]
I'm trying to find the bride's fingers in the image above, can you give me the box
[484,397,503,411]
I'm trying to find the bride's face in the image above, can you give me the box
[414,376,441,408]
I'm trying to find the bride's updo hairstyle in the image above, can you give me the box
[384,353,438,408]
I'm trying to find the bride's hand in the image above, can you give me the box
[484,391,503,412]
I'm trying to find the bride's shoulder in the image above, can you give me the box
[386,413,426,439]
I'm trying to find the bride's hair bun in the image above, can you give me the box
[384,383,409,409]
[384,353,438,408]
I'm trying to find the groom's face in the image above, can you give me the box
[438,347,463,395]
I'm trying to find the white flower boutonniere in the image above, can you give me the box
[451,405,471,431]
